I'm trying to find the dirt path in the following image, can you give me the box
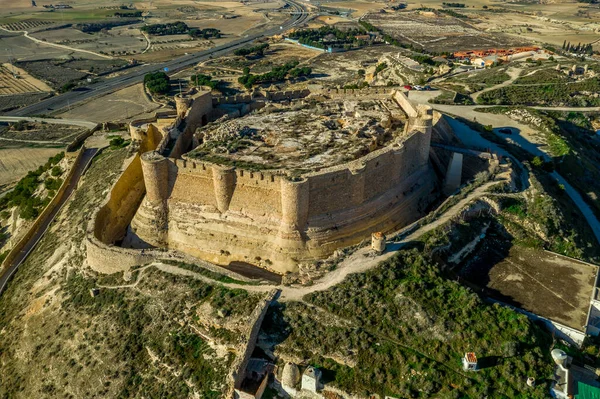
[141,31,152,55]
[97,265,153,289]
[471,67,522,102]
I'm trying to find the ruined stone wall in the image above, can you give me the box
[211,89,310,106]
[317,87,399,101]
[229,289,279,393]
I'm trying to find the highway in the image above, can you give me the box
[4,0,310,118]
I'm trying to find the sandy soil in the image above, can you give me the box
[326,0,384,17]
[0,147,62,186]
[316,15,352,25]
[58,83,160,123]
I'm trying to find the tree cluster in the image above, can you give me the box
[190,73,219,89]
[289,26,369,49]
[234,43,269,57]
[442,2,466,7]
[144,71,170,95]
[237,61,311,89]
[562,41,594,55]
[189,28,221,39]
[141,22,221,39]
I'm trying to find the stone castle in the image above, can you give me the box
[88,87,451,274]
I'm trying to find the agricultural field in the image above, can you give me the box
[0,92,49,112]
[15,58,129,91]
[0,64,53,95]
[0,145,62,187]
[317,0,600,52]
[28,26,148,58]
[58,83,160,123]
[0,121,85,144]
[0,0,289,66]
[461,242,596,330]
[0,30,74,63]
[364,11,525,53]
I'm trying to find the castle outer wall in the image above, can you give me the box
[87,89,441,274]
[126,92,437,272]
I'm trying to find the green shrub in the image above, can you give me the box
[109,136,127,148]
[190,73,218,89]
[51,166,62,177]
[44,178,63,191]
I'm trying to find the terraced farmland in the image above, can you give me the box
[0,65,52,95]
[0,19,55,32]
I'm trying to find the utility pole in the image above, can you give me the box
[6,48,16,78]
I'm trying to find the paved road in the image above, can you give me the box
[3,0,310,118]
[0,116,97,129]
[0,147,98,296]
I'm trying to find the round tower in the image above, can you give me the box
[371,232,386,253]
[279,177,309,238]
[141,151,169,202]
[139,151,169,245]
[175,94,193,119]
[211,165,236,213]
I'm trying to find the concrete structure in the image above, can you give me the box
[281,362,301,396]
[551,353,600,399]
[371,232,386,253]
[443,152,463,195]
[87,88,448,274]
[301,366,321,393]
[462,352,478,371]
